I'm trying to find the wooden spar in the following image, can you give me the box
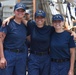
[57,0,62,14]
[40,0,52,25]
[33,0,36,19]
[17,0,20,2]
[40,0,48,24]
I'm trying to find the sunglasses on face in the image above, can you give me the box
[16,9,25,12]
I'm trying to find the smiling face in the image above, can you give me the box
[52,20,64,30]
[14,8,25,19]
[35,16,46,28]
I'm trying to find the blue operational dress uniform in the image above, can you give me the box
[0,19,28,75]
[27,10,55,75]
[50,14,75,75]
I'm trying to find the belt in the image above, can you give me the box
[4,48,25,53]
[30,51,50,56]
[51,58,70,63]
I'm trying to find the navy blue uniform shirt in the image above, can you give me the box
[50,31,75,59]
[0,19,27,50]
[27,21,55,52]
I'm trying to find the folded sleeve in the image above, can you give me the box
[0,26,7,34]
[69,36,75,48]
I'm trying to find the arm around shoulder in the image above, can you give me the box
[2,15,15,26]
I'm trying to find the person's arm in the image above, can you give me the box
[68,48,75,75]
[2,15,28,26]
[66,30,76,40]
[22,18,28,26]
[0,32,5,57]
[2,15,15,26]
[0,32,7,69]
[71,31,76,40]
[68,35,75,75]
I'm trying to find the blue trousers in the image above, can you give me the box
[50,61,70,75]
[0,50,28,75]
[28,54,50,75]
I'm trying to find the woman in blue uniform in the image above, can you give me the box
[27,10,55,75]
[50,14,75,75]
[0,3,28,75]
